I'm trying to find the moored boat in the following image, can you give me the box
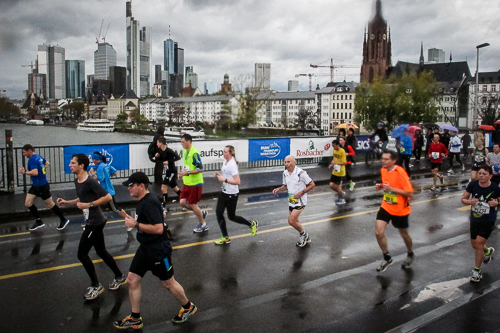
[77,119,115,132]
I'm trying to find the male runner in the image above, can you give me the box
[89,151,119,211]
[272,155,315,247]
[178,134,208,233]
[461,165,500,282]
[374,150,415,272]
[18,144,69,231]
[113,172,196,329]
[486,144,500,184]
[447,131,465,174]
[329,140,347,204]
[153,136,181,206]
[57,154,125,300]
[428,134,448,191]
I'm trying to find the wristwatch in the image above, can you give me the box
[187,171,190,175]
[89,202,94,208]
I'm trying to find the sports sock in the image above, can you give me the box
[485,249,491,256]
[408,252,414,257]
[28,205,41,219]
[162,193,168,205]
[131,312,141,319]
[176,190,181,196]
[182,301,191,309]
[300,231,306,236]
[51,205,66,222]
[383,252,391,261]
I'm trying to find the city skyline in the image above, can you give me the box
[0,0,499,99]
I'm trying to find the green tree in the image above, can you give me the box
[116,111,129,123]
[354,72,439,131]
[0,97,21,118]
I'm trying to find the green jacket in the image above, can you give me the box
[182,146,203,186]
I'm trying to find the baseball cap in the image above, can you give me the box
[122,172,151,186]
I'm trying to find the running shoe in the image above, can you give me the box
[29,220,45,231]
[401,255,415,269]
[484,247,495,264]
[430,186,436,191]
[461,164,466,171]
[296,232,311,247]
[172,302,197,323]
[84,284,104,300]
[250,220,258,236]
[56,219,70,231]
[376,258,393,272]
[447,169,454,174]
[214,236,231,245]
[470,269,482,283]
[439,175,444,184]
[336,199,346,205]
[202,210,208,220]
[193,223,209,233]
[113,315,143,329]
[349,182,356,191]
[109,276,127,290]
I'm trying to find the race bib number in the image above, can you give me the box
[475,155,484,162]
[83,208,89,220]
[42,167,46,175]
[383,192,398,205]
[182,165,189,172]
[400,147,405,153]
[333,165,341,173]
[472,201,490,216]
[288,193,298,204]
[431,152,440,159]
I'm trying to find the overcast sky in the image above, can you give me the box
[1,0,499,99]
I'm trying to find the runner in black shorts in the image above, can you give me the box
[153,136,181,206]
[114,172,197,329]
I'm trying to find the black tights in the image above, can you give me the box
[216,192,251,237]
[397,154,411,177]
[77,222,122,286]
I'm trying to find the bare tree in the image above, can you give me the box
[231,73,272,129]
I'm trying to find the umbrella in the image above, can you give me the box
[440,124,458,132]
[335,123,359,129]
[478,125,495,131]
[408,125,421,134]
[391,124,409,138]
[422,122,439,129]
[493,121,500,126]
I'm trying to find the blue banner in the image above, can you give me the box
[248,138,290,161]
[63,145,129,174]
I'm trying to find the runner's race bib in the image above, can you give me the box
[431,152,440,159]
[472,201,490,216]
[288,193,298,204]
[333,165,341,173]
[475,155,485,162]
[383,192,398,205]
[83,208,89,220]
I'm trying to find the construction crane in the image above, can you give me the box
[21,61,64,94]
[295,74,315,91]
[102,22,111,43]
[96,19,104,44]
[310,58,359,83]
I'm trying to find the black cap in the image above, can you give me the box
[122,172,151,186]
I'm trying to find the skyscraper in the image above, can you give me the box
[288,80,299,92]
[163,38,184,96]
[38,44,66,99]
[94,43,116,80]
[255,63,271,89]
[109,66,126,97]
[126,0,152,97]
[185,66,198,89]
[65,60,85,98]
[428,48,445,63]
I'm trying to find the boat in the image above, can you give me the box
[26,119,44,126]
[164,126,205,139]
[76,119,115,132]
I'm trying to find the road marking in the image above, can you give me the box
[0,192,466,280]
[0,232,31,238]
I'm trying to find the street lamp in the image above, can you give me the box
[475,43,490,126]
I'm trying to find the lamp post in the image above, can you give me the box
[475,43,490,126]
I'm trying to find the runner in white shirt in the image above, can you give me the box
[272,155,315,247]
[447,131,464,174]
[214,145,258,245]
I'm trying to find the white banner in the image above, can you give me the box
[129,143,153,170]
[290,137,334,159]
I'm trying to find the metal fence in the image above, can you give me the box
[0,143,325,192]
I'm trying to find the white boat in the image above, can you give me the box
[77,119,115,132]
[26,119,44,126]
[164,126,205,139]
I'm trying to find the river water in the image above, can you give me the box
[0,123,153,148]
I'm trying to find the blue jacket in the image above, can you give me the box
[399,134,413,155]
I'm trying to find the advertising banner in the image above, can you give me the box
[63,144,129,174]
[248,138,290,161]
[355,135,397,152]
[290,137,334,159]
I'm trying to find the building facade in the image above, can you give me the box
[428,48,445,64]
[65,60,85,99]
[255,63,271,89]
[109,66,126,97]
[288,80,299,92]
[470,71,500,128]
[94,43,117,80]
[164,39,184,97]
[37,44,66,99]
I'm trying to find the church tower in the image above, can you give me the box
[360,0,392,83]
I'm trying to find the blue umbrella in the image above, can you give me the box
[440,124,458,132]
[391,124,409,138]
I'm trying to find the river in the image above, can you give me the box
[0,123,153,148]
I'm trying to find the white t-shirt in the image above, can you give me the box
[221,158,240,194]
[283,166,313,207]
[448,136,462,153]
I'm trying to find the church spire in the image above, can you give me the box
[375,0,382,17]
[419,42,424,66]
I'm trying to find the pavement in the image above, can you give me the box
[0,154,474,223]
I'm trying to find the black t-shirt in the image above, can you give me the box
[154,147,181,173]
[75,176,109,225]
[465,180,500,222]
[136,192,165,244]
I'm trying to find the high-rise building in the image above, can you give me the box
[255,63,271,89]
[65,60,85,99]
[163,38,184,96]
[126,0,152,97]
[360,0,392,83]
[94,43,116,80]
[38,44,66,99]
[109,66,126,97]
[428,48,445,63]
[288,80,299,92]
[155,65,162,84]
[185,66,198,89]
[28,72,46,97]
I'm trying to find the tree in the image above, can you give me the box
[231,74,271,129]
[354,72,439,131]
[116,111,129,123]
[62,101,85,120]
[0,97,21,118]
[478,92,500,125]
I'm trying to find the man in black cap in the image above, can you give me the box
[113,172,196,329]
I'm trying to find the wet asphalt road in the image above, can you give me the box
[2,173,500,333]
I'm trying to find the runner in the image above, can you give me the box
[329,140,347,204]
[213,145,258,245]
[89,151,120,212]
[447,131,464,174]
[18,144,69,231]
[57,153,125,300]
[460,165,500,283]
[374,150,414,272]
[113,172,197,329]
[471,139,488,181]
[272,155,315,247]
[178,133,208,233]
[486,144,500,184]
[339,137,356,191]
[428,134,448,191]
[153,136,181,206]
